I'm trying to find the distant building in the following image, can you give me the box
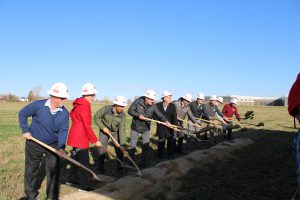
[19,97,29,102]
[206,95,287,106]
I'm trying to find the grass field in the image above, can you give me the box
[0,101,297,199]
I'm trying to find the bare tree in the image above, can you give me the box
[27,85,42,101]
[0,93,19,102]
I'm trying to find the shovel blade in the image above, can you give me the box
[93,173,115,183]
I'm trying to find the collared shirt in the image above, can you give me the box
[163,102,168,111]
[44,99,63,115]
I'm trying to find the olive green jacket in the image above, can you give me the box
[94,105,126,145]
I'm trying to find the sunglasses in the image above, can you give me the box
[51,96,67,100]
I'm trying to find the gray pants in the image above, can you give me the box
[188,119,201,132]
[98,132,119,155]
[129,130,150,148]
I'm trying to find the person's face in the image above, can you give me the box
[51,96,67,107]
[145,97,155,106]
[115,105,125,114]
[84,94,96,103]
[163,95,172,104]
[210,100,217,106]
[197,98,204,104]
[182,99,190,106]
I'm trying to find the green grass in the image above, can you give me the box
[0,101,295,199]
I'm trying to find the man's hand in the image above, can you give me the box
[95,141,106,152]
[165,121,172,128]
[221,118,229,125]
[58,149,66,158]
[23,132,31,140]
[139,115,145,120]
[95,141,103,147]
[197,122,202,127]
[102,127,110,135]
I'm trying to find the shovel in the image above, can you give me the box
[106,132,142,176]
[102,145,136,170]
[29,136,115,183]
[242,121,264,127]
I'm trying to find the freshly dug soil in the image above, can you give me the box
[176,129,296,200]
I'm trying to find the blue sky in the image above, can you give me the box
[0,0,299,100]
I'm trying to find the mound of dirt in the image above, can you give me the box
[61,138,253,200]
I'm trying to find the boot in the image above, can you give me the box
[157,140,165,159]
[227,129,232,140]
[209,131,216,145]
[166,137,174,160]
[177,137,187,155]
[98,154,106,174]
[222,129,227,140]
[173,139,177,154]
[128,148,136,161]
[115,147,124,177]
[140,143,150,169]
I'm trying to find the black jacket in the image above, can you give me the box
[128,97,167,133]
[155,102,178,138]
[189,100,205,118]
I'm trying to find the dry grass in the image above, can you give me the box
[0,102,295,199]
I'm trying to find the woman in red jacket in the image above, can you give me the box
[66,83,102,192]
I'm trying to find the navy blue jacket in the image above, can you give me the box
[18,99,69,149]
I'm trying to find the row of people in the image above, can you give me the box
[18,82,241,199]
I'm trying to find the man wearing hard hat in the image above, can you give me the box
[189,93,205,133]
[222,98,241,140]
[155,91,178,160]
[66,83,103,191]
[128,89,171,168]
[94,95,127,175]
[18,82,70,200]
[203,95,228,144]
[173,93,199,154]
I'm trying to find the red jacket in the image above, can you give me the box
[288,73,300,116]
[222,103,241,121]
[67,97,98,148]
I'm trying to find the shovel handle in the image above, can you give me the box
[144,117,180,129]
[29,136,112,182]
[177,117,202,128]
[106,131,142,176]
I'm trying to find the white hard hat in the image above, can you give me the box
[182,93,192,102]
[231,98,238,105]
[47,82,69,98]
[217,97,224,104]
[113,96,127,107]
[209,95,218,101]
[81,83,98,96]
[161,91,172,98]
[144,89,156,100]
[197,93,205,100]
